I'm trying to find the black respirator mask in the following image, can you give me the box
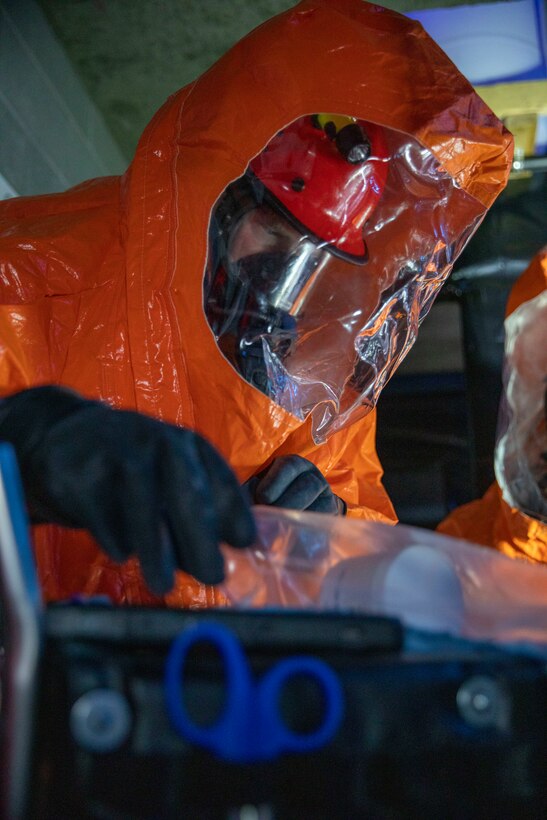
[204,177,328,397]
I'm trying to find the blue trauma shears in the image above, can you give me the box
[164,621,344,764]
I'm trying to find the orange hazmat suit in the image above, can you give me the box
[0,0,512,606]
[438,247,547,562]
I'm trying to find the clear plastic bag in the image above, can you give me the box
[495,289,547,522]
[222,507,547,653]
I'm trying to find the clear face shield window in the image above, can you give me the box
[204,114,486,443]
[205,196,331,394]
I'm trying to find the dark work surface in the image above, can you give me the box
[27,606,547,819]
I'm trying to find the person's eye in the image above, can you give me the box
[266,227,285,239]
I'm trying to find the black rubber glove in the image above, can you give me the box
[246,455,346,515]
[0,386,256,594]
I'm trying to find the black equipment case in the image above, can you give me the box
[1,449,546,820]
[31,606,547,820]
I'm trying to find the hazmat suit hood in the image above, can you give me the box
[0,0,512,605]
[438,247,547,562]
[119,0,512,456]
[495,260,547,524]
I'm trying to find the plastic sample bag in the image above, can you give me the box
[222,507,547,653]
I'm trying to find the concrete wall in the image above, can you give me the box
[0,0,125,197]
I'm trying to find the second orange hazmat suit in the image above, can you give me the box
[438,247,547,562]
[0,0,512,606]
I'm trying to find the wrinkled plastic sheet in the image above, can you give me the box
[222,507,547,656]
[495,289,547,522]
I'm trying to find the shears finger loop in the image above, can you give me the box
[164,622,344,763]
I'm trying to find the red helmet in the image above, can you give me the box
[248,114,388,263]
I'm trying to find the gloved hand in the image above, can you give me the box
[0,386,256,594]
[245,455,346,515]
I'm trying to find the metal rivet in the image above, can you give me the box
[70,688,132,753]
[456,675,509,730]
